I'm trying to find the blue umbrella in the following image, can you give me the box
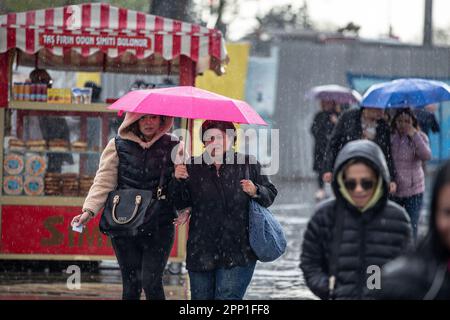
[361,78,450,108]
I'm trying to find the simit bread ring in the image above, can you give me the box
[25,155,47,176]
[3,175,23,195]
[24,176,44,196]
[3,154,24,175]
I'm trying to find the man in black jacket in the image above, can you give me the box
[300,140,412,299]
[311,100,340,201]
[322,107,397,193]
[414,104,440,137]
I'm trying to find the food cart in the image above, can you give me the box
[0,3,228,263]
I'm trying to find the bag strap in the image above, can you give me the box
[328,203,345,300]
[156,154,168,200]
[423,262,447,300]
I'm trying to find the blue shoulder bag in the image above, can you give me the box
[246,164,287,262]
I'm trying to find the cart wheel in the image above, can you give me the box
[167,262,182,275]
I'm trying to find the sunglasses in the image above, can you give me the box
[344,178,376,191]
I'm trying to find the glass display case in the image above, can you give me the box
[2,103,117,198]
[0,101,186,263]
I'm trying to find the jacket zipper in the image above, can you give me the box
[214,166,227,207]
[359,218,366,298]
[212,165,229,263]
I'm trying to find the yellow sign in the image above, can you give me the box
[194,42,251,156]
[196,42,250,100]
[47,88,72,104]
[75,72,101,88]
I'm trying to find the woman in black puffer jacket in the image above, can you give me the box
[379,161,450,300]
[300,139,412,300]
[71,112,180,300]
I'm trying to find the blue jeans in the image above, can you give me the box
[392,193,423,240]
[189,261,257,300]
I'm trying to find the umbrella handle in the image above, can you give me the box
[182,118,190,161]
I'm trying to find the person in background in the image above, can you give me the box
[414,104,439,181]
[390,108,432,240]
[29,68,53,88]
[414,104,440,137]
[322,106,397,194]
[380,160,450,300]
[131,79,151,90]
[29,68,73,172]
[300,140,412,300]
[311,100,340,202]
[84,81,102,103]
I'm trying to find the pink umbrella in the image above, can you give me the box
[108,86,267,126]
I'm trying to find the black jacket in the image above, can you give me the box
[168,152,278,272]
[414,109,440,136]
[379,253,450,300]
[378,159,450,300]
[311,111,337,172]
[115,135,179,223]
[300,140,412,300]
[323,108,396,179]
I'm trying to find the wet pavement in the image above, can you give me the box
[245,179,317,300]
[0,177,431,300]
[0,262,189,300]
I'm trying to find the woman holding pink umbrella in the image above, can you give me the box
[169,120,278,300]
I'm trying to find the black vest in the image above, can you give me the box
[115,134,177,194]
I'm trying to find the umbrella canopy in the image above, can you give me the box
[306,84,362,104]
[108,86,267,125]
[361,78,450,108]
[0,3,228,75]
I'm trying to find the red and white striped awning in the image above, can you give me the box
[0,3,228,75]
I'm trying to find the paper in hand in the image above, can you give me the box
[72,224,84,233]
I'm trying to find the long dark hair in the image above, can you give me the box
[417,161,450,261]
[391,108,419,132]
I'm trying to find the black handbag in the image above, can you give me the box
[99,157,168,238]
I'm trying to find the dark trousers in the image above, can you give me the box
[316,172,325,189]
[111,219,175,300]
[391,193,423,240]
